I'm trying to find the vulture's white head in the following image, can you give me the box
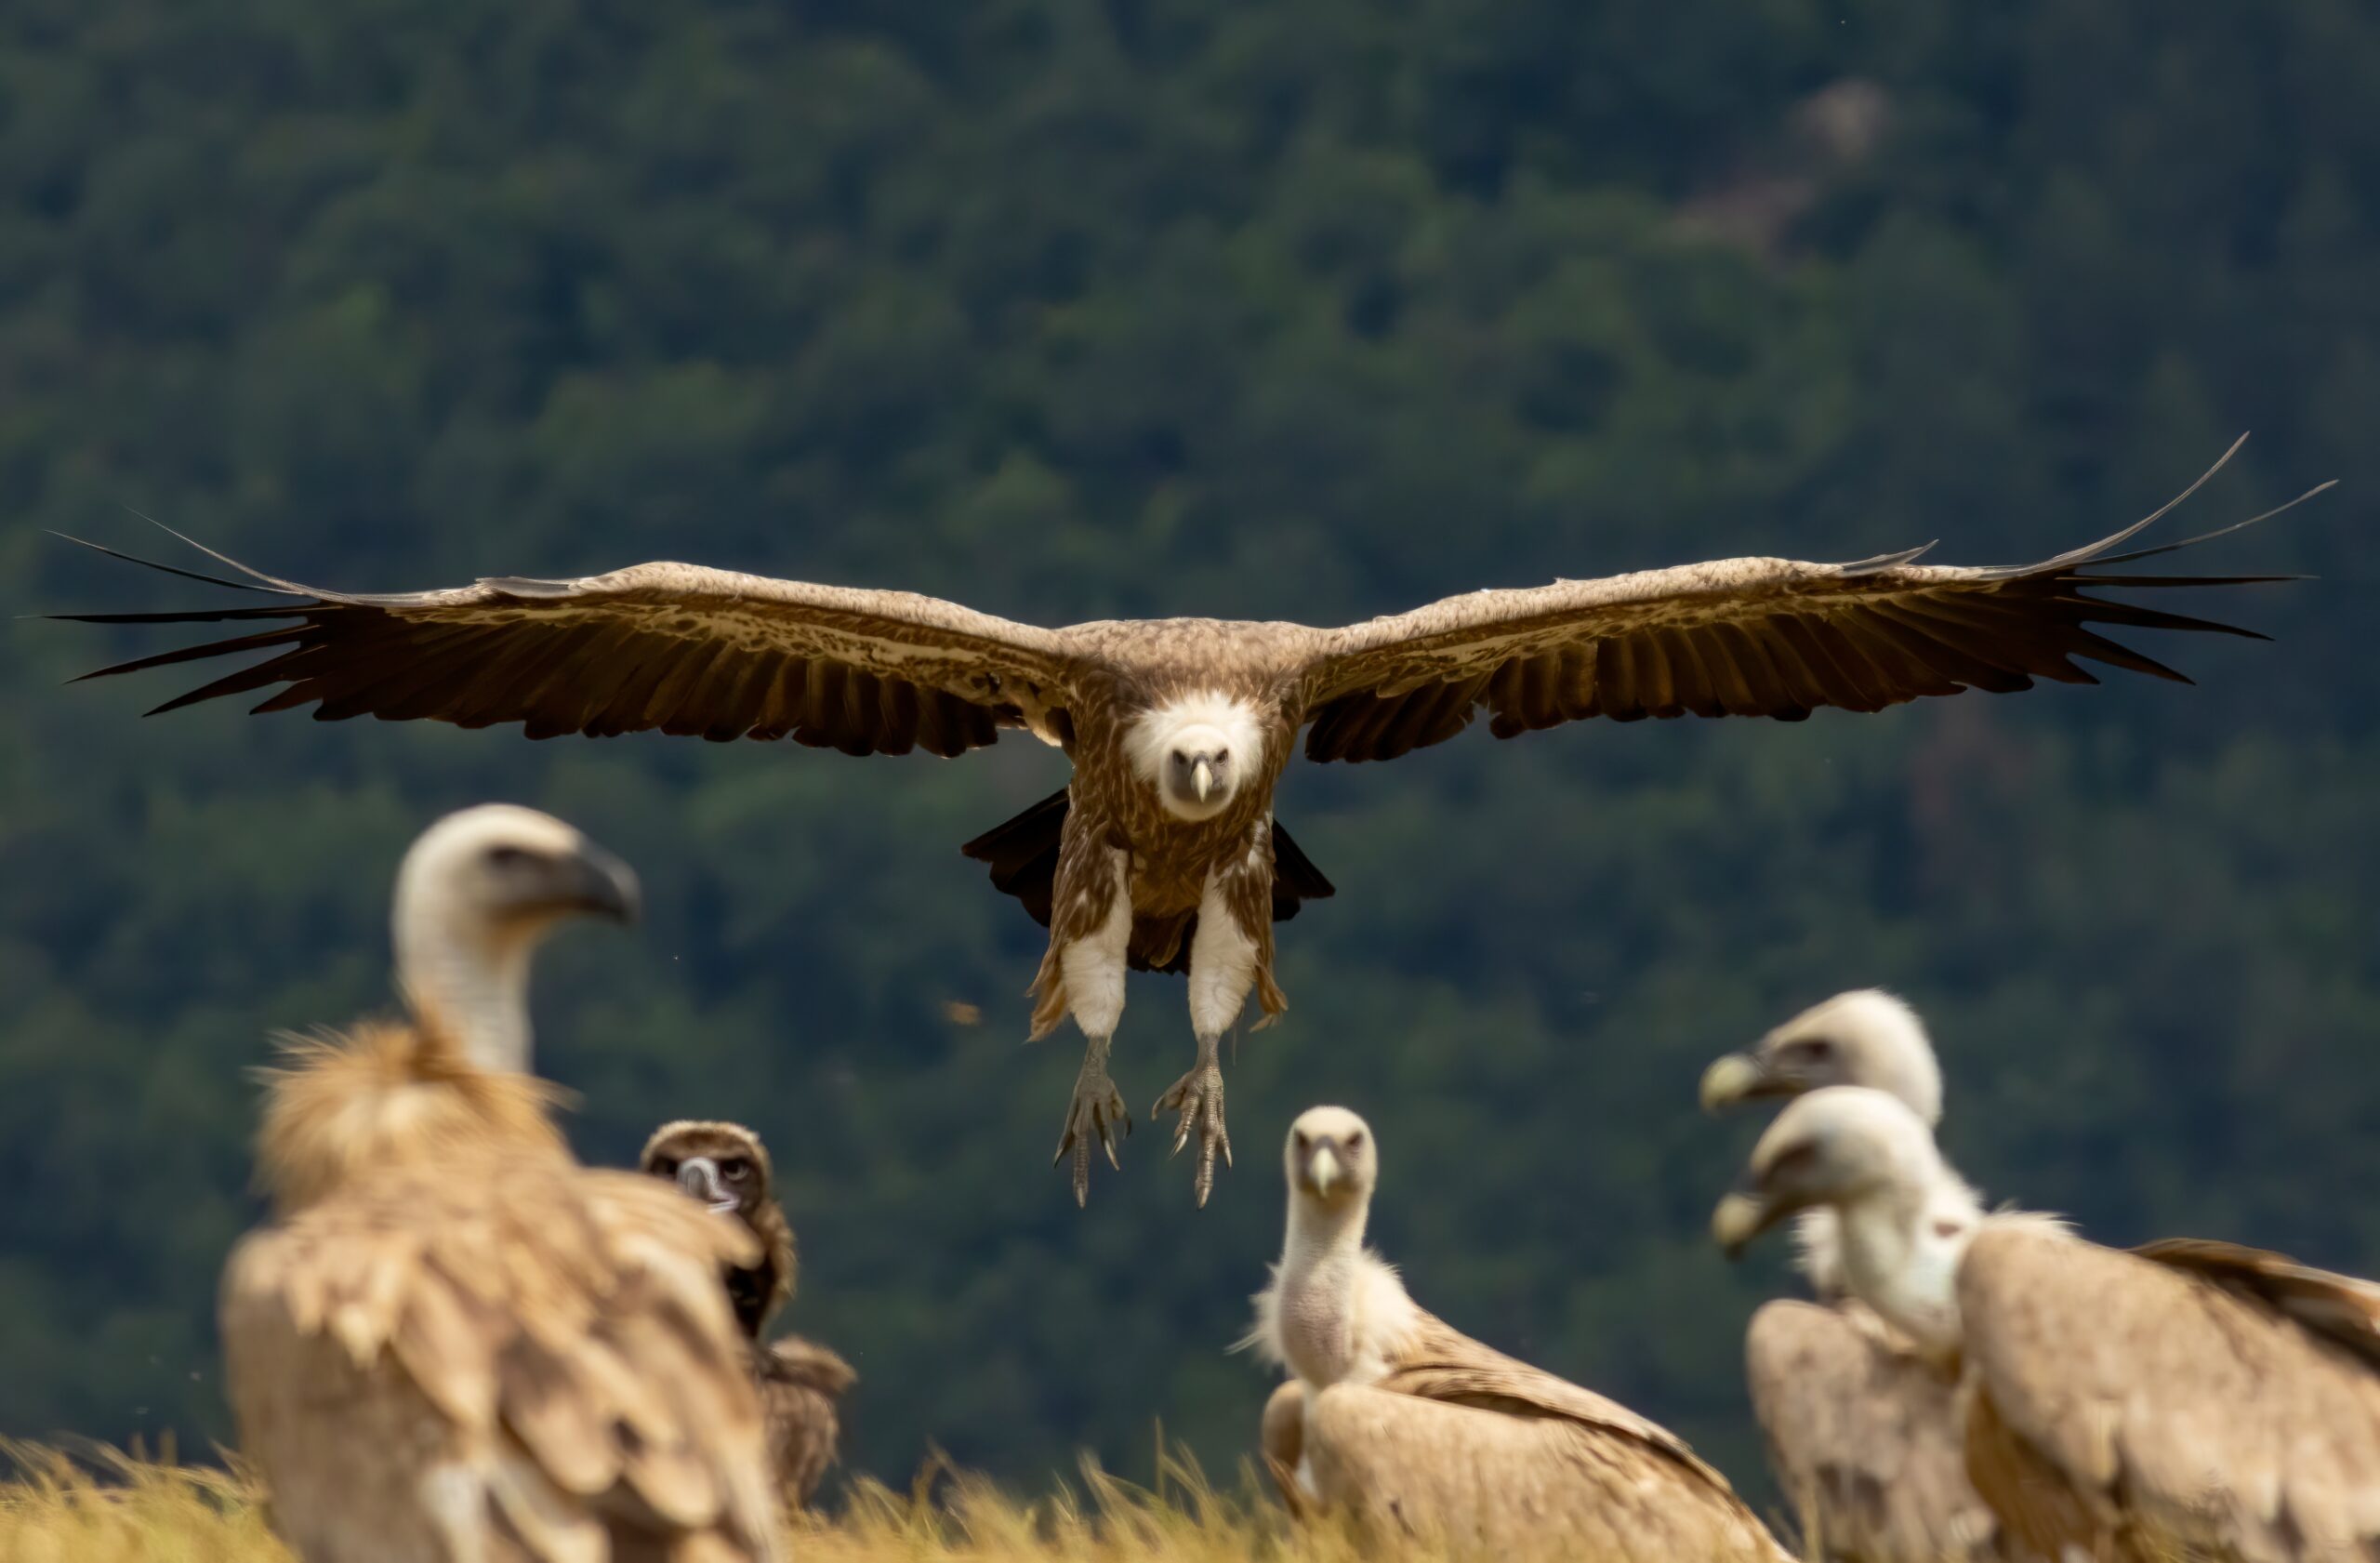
[1712,1086,1977,1356]
[1699,988,1943,1126]
[1126,694,1267,823]
[392,803,640,1073]
[1287,1104,1377,1212]
[1248,1104,1419,1387]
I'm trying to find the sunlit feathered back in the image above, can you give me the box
[251,1007,568,1214]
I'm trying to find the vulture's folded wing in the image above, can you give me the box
[2135,1237,2380,1370]
[1299,440,2325,762]
[1259,1379,1311,1511]
[1381,1308,1746,1503]
[756,1335,853,1509]
[221,1165,783,1563]
[1961,1219,2380,1562]
[1744,1299,1999,1561]
[57,536,1073,756]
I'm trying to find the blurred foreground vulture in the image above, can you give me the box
[1702,991,2006,1560]
[641,1120,855,1508]
[1247,1106,1786,1560]
[59,442,2320,1207]
[1716,1087,2380,1563]
[220,806,784,1563]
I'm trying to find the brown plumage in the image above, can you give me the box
[60,441,2320,1205]
[640,1120,855,1510]
[1704,991,2008,1559]
[220,805,783,1563]
[1250,1107,1786,1560]
[1717,1086,2380,1563]
[1959,1225,2380,1563]
[1742,1299,2004,1561]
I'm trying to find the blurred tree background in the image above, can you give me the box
[2,0,2374,1503]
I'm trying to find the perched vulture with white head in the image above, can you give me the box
[1246,1106,1787,1560]
[1715,1086,2380,1563]
[58,441,2320,1205]
[219,805,784,1563]
[1701,990,2007,1559]
[640,1119,855,1510]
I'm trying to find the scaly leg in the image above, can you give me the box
[1160,868,1257,1207]
[1153,1030,1230,1207]
[1053,1032,1130,1208]
[1051,846,1133,1206]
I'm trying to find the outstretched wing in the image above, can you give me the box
[1301,439,2324,763]
[57,537,1074,757]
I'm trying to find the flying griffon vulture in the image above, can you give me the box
[220,805,784,1563]
[55,439,2323,1204]
[1715,1086,2380,1563]
[1245,1106,1787,1560]
[641,1119,856,1509]
[1701,992,2007,1561]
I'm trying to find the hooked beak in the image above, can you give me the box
[1306,1144,1342,1199]
[569,841,641,924]
[675,1157,738,1215]
[1699,1051,1786,1114]
[1192,757,1216,802]
[1711,1172,1791,1261]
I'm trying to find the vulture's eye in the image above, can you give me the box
[1171,749,1187,765]
[721,1158,750,1182]
[1343,1130,1363,1150]
[651,1157,679,1176]
[1214,748,1229,762]
[485,844,535,868]
[1292,1132,1309,1156]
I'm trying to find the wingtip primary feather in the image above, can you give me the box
[47,530,286,595]
[1985,431,2256,579]
[2086,475,2338,569]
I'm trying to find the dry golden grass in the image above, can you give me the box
[0,1443,1397,1563]
[0,1445,286,1563]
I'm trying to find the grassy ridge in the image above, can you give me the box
[0,1446,1389,1563]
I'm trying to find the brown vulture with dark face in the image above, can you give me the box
[57,440,2321,1205]
[641,1119,855,1510]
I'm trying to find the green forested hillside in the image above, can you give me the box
[3,0,2375,1498]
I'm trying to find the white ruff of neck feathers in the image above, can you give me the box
[1123,692,1267,787]
[392,883,536,1077]
[1835,1156,1989,1360]
[1792,1208,1849,1300]
[1239,1185,1421,1391]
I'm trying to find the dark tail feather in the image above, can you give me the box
[959,788,1336,971]
[1273,819,1336,905]
[959,787,1069,930]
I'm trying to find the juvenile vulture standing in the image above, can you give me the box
[640,1119,856,1509]
[1714,1087,2380,1562]
[1246,1106,1786,1560]
[1700,990,2006,1559]
[58,442,2320,1204]
[220,805,783,1563]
